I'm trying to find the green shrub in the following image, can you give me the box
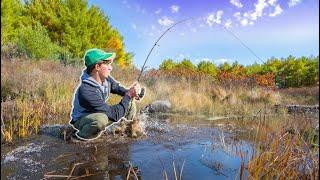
[17,23,61,60]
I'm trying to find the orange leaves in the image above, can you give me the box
[253,73,276,89]
[217,71,276,89]
[106,36,123,52]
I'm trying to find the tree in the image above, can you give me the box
[17,22,61,60]
[19,0,131,66]
[197,60,218,77]
[245,62,263,75]
[1,0,24,44]
[159,59,176,70]
[218,62,232,72]
[176,59,196,71]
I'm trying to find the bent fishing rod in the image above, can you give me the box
[136,17,264,99]
[137,18,192,99]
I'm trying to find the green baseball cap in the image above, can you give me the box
[84,48,116,67]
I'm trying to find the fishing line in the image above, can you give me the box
[136,17,264,98]
[221,26,265,64]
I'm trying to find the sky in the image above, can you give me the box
[88,0,319,68]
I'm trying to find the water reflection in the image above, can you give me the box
[2,114,260,179]
[45,140,141,179]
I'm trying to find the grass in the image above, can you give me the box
[1,58,80,142]
[215,111,319,179]
[1,57,318,143]
[247,115,319,179]
[1,57,319,178]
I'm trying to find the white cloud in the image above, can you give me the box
[288,0,302,7]
[191,28,197,32]
[250,0,269,21]
[230,0,243,8]
[240,19,249,26]
[179,32,185,36]
[215,11,224,24]
[158,16,174,26]
[177,54,185,60]
[206,10,224,26]
[206,14,215,26]
[268,0,277,6]
[269,4,283,17]
[233,12,241,21]
[170,5,180,13]
[232,0,285,27]
[132,23,137,30]
[195,58,214,63]
[214,58,234,64]
[155,8,162,14]
[224,19,232,29]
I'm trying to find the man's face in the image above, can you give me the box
[98,60,113,78]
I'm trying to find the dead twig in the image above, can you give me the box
[179,159,186,180]
[126,161,139,180]
[159,157,168,180]
[44,174,76,178]
[67,162,86,179]
[173,161,178,180]
[70,172,104,180]
[53,153,73,161]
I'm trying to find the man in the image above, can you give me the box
[70,48,141,140]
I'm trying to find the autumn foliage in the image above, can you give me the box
[158,56,318,89]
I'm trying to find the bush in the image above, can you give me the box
[17,23,61,60]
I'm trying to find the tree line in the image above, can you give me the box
[1,0,133,67]
[159,55,319,88]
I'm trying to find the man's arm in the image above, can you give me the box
[108,76,128,96]
[78,83,131,122]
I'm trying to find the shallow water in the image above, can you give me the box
[1,114,255,179]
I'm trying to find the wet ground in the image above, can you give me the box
[1,114,255,180]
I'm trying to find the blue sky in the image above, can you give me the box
[88,0,319,68]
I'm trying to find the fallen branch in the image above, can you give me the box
[67,162,86,179]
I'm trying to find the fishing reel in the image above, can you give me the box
[137,87,145,100]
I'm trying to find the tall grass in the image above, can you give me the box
[1,57,318,143]
[213,112,318,179]
[247,114,319,179]
[1,58,80,142]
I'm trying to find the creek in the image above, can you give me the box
[1,114,256,180]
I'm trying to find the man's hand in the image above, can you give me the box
[126,82,141,98]
[135,87,145,101]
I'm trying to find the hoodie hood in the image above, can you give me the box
[80,69,100,87]
[80,70,110,97]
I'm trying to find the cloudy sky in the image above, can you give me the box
[88,0,319,68]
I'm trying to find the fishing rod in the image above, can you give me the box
[136,17,264,99]
[137,18,192,99]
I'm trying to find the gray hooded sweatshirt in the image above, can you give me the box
[70,70,131,123]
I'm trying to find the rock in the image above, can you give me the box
[143,100,172,113]
[40,124,75,141]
